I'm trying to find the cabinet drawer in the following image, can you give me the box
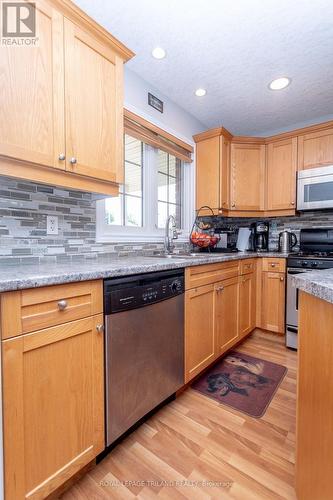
[262,258,286,273]
[185,260,240,290]
[0,280,103,339]
[240,259,256,275]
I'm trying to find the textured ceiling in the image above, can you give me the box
[74,0,333,136]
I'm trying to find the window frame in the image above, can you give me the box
[96,139,195,244]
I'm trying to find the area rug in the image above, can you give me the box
[192,350,287,418]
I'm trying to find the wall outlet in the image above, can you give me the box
[46,215,58,235]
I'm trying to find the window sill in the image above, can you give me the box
[96,232,190,244]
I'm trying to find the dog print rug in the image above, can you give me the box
[192,350,287,418]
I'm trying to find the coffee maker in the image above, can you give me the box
[249,221,269,252]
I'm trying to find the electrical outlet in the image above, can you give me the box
[46,215,58,235]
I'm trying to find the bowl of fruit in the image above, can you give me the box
[190,231,219,248]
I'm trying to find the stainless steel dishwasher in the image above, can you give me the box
[104,269,184,446]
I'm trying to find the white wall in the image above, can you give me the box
[124,67,206,143]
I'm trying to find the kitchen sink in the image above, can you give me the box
[151,253,210,259]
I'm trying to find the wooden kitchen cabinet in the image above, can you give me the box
[239,270,256,339]
[0,1,64,170]
[2,314,105,500]
[215,276,239,355]
[194,129,231,213]
[266,138,297,211]
[185,284,216,382]
[298,127,333,170]
[261,271,285,333]
[0,0,133,194]
[64,18,124,183]
[230,143,265,211]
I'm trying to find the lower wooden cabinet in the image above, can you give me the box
[2,314,105,500]
[215,276,239,355]
[185,284,216,382]
[261,271,286,333]
[239,271,256,338]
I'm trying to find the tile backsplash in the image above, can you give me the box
[0,177,180,265]
[2,176,333,264]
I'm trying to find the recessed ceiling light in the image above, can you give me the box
[152,47,166,59]
[269,77,291,90]
[195,88,207,97]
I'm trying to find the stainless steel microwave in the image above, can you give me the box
[297,165,333,210]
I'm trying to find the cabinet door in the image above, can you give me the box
[298,128,333,170]
[230,143,265,210]
[0,1,65,169]
[266,138,297,210]
[239,272,256,338]
[261,272,285,333]
[185,284,215,382]
[64,19,124,183]
[2,315,104,500]
[196,136,221,210]
[215,276,239,355]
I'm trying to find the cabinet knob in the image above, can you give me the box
[291,201,295,206]
[70,157,77,165]
[96,324,104,333]
[232,203,236,208]
[216,286,224,292]
[271,263,276,267]
[280,276,284,282]
[58,153,66,161]
[57,299,68,311]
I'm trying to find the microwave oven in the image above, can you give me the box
[297,165,333,211]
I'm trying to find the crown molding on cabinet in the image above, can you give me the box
[53,0,135,61]
[194,119,333,144]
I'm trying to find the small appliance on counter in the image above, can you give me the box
[278,230,297,253]
[249,221,269,252]
[236,228,251,251]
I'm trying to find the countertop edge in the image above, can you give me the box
[0,252,289,292]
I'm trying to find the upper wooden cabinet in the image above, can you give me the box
[266,137,297,211]
[230,143,265,211]
[64,19,124,183]
[298,128,333,170]
[194,128,231,212]
[0,1,64,170]
[0,0,133,193]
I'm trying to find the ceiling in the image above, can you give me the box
[74,0,333,136]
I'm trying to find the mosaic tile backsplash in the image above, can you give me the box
[0,177,185,265]
[2,176,333,264]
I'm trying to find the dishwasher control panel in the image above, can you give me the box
[104,270,184,313]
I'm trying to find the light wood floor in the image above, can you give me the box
[62,330,297,499]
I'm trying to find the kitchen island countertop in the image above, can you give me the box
[291,268,333,305]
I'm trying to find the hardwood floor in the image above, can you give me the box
[61,330,297,499]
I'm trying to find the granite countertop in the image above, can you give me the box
[0,251,288,292]
[291,269,333,305]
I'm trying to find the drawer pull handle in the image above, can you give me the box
[57,299,68,311]
[96,324,104,333]
[216,286,224,292]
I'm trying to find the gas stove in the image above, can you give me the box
[287,228,333,269]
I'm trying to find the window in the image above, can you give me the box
[105,135,143,227]
[97,133,194,242]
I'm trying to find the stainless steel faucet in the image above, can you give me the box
[164,215,179,254]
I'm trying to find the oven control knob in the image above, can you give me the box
[311,261,318,268]
[301,261,308,267]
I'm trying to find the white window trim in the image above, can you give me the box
[96,113,196,244]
